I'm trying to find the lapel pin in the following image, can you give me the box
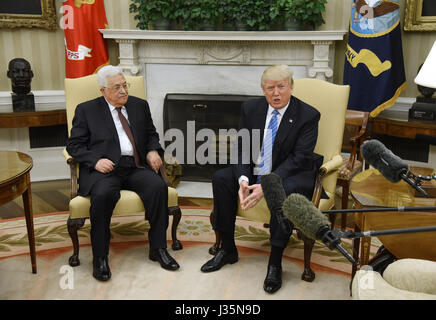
[289,119,293,123]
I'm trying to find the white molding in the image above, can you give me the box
[101,29,346,83]
[0,90,65,112]
[100,29,348,42]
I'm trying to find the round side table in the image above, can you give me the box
[0,151,36,274]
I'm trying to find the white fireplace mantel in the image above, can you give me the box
[100,29,349,196]
[101,29,347,41]
[101,29,347,81]
[100,28,349,141]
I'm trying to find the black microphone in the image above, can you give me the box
[361,139,428,197]
[282,193,358,266]
[260,173,293,234]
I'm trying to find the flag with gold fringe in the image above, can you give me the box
[343,0,406,117]
[63,0,109,78]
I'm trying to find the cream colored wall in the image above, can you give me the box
[0,0,133,92]
[0,0,434,98]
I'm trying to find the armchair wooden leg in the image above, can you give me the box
[67,217,86,267]
[299,231,316,282]
[328,213,336,230]
[169,206,183,251]
[208,210,221,255]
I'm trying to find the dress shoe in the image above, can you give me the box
[149,248,180,270]
[263,265,282,293]
[200,249,238,273]
[93,256,111,281]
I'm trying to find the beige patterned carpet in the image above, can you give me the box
[0,208,380,300]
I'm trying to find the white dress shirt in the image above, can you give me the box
[105,99,134,156]
[238,101,290,185]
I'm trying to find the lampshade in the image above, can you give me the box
[415,40,436,89]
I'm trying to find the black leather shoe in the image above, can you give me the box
[149,248,180,271]
[263,265,282,293]
[93,256,111,281]
[201,249,238,273]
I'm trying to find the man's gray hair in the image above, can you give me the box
[97,65,124,88]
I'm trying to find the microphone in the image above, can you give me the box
[282,193,358,266]
[260,173,293,234]
[361,139,428,197]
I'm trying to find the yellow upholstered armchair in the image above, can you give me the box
[63,74,182,267]
[209,78,349,282]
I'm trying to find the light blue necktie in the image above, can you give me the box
[257,109,279,184]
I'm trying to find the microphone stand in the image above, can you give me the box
[323,205,436,214]
[401,170,428,197]
[339,225,436,239]
[327,225,436,267]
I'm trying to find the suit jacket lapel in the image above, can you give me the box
[124,98,139,147]
[252,99,269,162]
[98,97,120,148]
[272,97,297,166]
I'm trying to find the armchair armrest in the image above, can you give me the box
[159,156,171,187]
[320,154,343,176]
[63,148,79,199]
[312,154,343,207]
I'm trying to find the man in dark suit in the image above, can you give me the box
[67,65,180,281]
[200,65,321,294]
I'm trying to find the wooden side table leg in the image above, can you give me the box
[22,173,36,274]
[351,212,364,280]
[360,236,371,267]
[351,232,360,279]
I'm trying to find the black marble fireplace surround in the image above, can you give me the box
[164,93,261,182]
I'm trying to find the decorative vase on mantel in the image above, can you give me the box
[284,15,300,31]
[198,20,215,31]
[152,18,171,30]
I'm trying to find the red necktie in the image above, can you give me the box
[115,107,142,168]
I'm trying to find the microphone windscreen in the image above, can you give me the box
[260,173,286,213]
[282,193,331,240]
[361,139,408,183]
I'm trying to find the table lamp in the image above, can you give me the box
[415,40,436,89]
[409,40,436,121]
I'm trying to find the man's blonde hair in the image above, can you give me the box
[261,65,294,87]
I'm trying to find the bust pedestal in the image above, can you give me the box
[12,93,35,112]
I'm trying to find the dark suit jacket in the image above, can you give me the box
[66,95,163,196]
[237,95,322,197]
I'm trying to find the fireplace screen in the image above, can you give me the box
[163,93,260,182]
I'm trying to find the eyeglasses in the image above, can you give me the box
[106,83,131,92]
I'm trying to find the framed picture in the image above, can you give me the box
[0,0,57,31]
[404,0,436,31]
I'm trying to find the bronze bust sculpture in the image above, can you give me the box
[7,58,35,112]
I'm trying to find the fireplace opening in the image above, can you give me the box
[163,93,261,182]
